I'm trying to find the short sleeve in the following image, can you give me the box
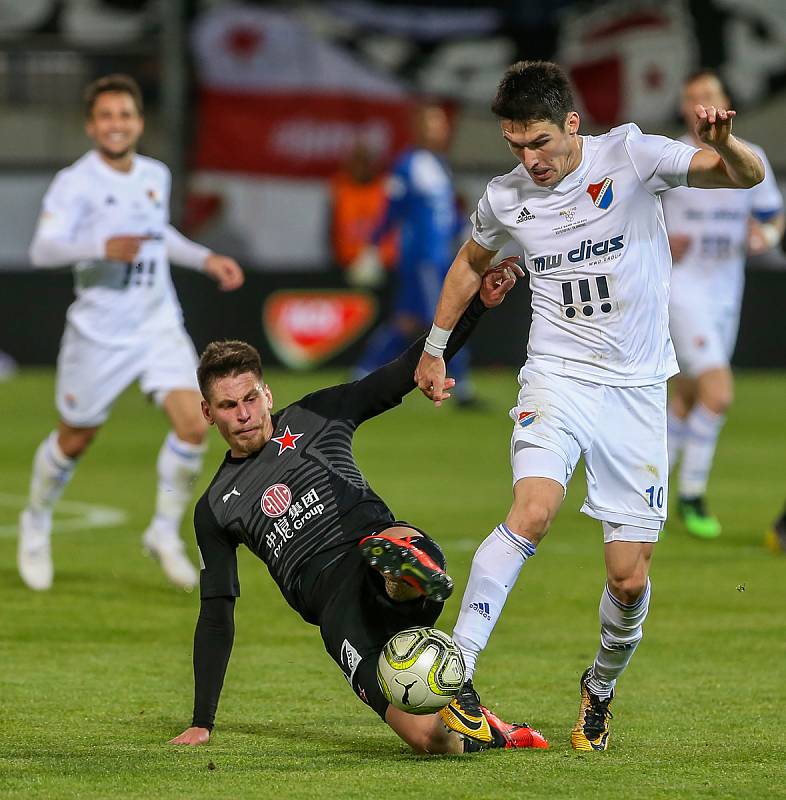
[194,493,240,599]
[750,147,784,219]
[623,124,698,195]
[470,186,511,252]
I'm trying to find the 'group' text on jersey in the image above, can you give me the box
[193,297,487,623]
[472,124,699,386]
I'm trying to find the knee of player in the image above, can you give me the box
[509,501,552,539]
[606,574,648,607]
[704,389,733,415]
[174,417,209,445]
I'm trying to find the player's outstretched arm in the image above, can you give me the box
[168,595,236,745]
[687,105,765,190]
[415,240,517,407]
[164,225,245,291]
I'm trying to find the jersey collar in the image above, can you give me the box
[89,149,141,180]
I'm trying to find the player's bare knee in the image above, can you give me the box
[174,417,208,445]
[57,424,98,458]
[508,501,552,541]
[607,574,648,606]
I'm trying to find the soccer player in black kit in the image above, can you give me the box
[168,260,548,754]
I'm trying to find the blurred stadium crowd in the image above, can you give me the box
[0,0,785,373]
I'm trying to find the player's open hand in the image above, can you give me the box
[694,104,736,148]
[205,254,245,291]
[168,726,210,746]
[105,235,152,262]
[480,256,524,308]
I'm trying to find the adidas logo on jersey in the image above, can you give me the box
[516,206,535,223]
[469,601,492,620]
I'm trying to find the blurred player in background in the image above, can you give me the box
[330,140,398,279]
[663,70,784,539]
[766,499,786,554]
[18,74,244,592]
[415,61,765,751]
[351,103,477,405]
[167,264,547,754]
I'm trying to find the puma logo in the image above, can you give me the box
[395,677,418,706]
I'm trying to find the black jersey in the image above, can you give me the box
[193,295,489,622]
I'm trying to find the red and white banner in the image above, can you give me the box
[192,6,415,178]
[557,1,695,127]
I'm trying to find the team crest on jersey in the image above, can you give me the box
[260,483,292,517]
[517,410,537,428]
[587,178,614,210]
[146,188,161,208]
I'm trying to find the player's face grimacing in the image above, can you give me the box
[500,112,582,188]
[86,91,144,162]
[201,372,274,457]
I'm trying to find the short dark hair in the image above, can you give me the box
[198,340,264,400]
[491,61,575,127]
[84,74,144,117]
[683,68,729,95]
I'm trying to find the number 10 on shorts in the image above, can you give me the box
[645,485,664,509]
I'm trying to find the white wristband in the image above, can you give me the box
[423,324,452,358]
[760,222,781,250]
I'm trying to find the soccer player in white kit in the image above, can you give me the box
[663,70,784,539]
[414,61,766,750]
[18,74,245,592]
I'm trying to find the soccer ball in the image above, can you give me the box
[377,627,465,714]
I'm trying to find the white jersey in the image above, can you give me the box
[30,151,210,345]
[663,136,783,311]
[472,123,698,386]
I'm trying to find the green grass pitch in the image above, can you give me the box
[1,368,785,799]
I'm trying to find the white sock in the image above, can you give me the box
[27,432,77,525]
[587,580,651,699]
[678,403,724,498]
[452,524,536,680]
[151,433,205,536]
[667,406,686,471]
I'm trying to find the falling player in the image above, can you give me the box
[167,263,549,754]
[18,74,245,591]
[414,61,765,750]
[663,70,784,539]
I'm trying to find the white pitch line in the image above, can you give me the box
[0,492,128,538]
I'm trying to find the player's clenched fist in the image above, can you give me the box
[105,235,152,262]
[694,103,736,148]
[204,254,245,291]
[415,353,449,408]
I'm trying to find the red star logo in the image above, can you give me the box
[271,426,303,456]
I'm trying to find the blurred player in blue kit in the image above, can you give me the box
[352,103,477,405]
[18,74,245,592]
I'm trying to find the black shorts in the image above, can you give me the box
[312,526,445,719]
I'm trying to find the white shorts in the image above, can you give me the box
[669,290,740,378]
[510,366,667,534]
[56,323,200,427]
